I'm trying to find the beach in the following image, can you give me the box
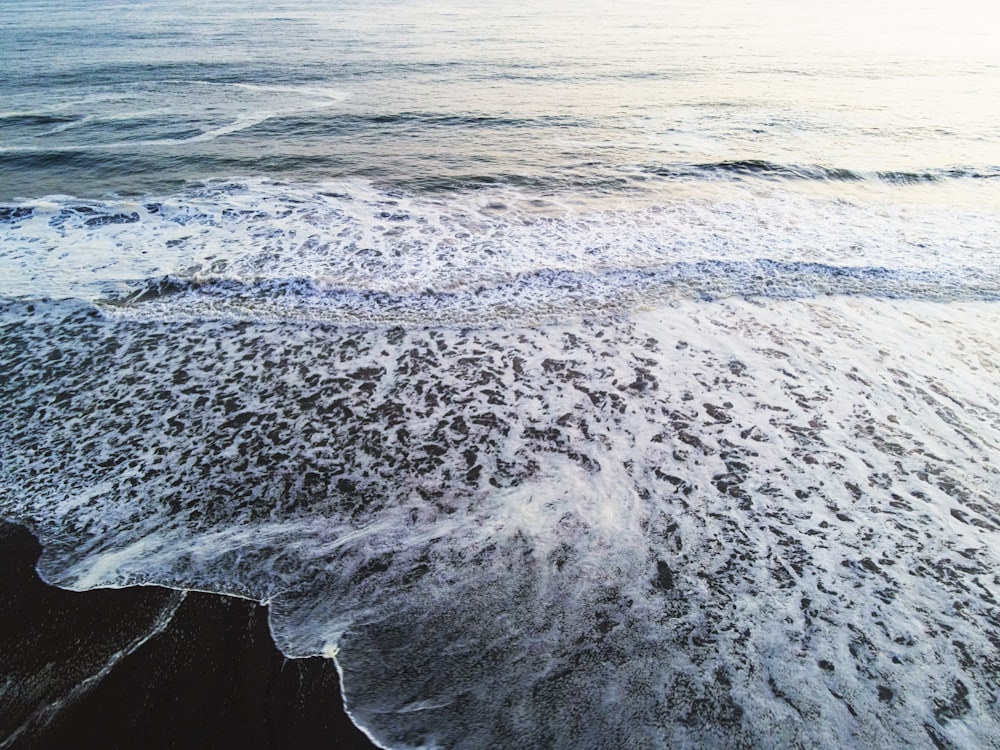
[0,522,376,749]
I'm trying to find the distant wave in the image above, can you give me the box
[0,110,589,150]
[643,160,1000,184]
[4,151,995,198]
[0,112,78,127]
[294,111,586,128]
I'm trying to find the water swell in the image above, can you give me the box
[0,112,79,128]
[244,111,589,137]
[644,160,1000,184]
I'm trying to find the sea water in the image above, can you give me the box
[2,0,1000,747]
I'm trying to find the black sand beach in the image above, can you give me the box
[0,521,378,750]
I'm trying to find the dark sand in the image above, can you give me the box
[0,521,379,750]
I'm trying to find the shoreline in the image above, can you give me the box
[0,521,378,750]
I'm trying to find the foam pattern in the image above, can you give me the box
[1,179,998,325]
[2,292,999,749]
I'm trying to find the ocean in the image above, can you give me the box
[2,0,1000,747]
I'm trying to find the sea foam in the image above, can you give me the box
[1,287,998,748]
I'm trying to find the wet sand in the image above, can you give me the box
[0,521,378,750]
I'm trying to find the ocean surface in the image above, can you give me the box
[2,0,1000,747]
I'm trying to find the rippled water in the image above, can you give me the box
[2,0,1000,748]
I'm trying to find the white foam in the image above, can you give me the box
[2,179,997,325]
[2,292,999,748]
